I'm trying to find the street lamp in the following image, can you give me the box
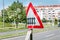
[3,0,4,28]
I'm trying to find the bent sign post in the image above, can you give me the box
[25,2,44,40]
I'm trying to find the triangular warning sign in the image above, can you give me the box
[26,2,44,29]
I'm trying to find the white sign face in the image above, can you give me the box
[25,30,31,40]
[27,8,39,25]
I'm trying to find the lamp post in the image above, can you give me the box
[3,0,4,28]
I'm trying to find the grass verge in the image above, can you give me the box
[0,31,27,39]
[0,27,60,39]
[0,23,60,39]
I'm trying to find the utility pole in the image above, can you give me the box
[3,0,4,28]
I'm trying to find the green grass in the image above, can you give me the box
[0,22,26,27]
[0,27,60,39]
[0,26,26,32]
[0,22,59,32]
[0,27,27,32]
[0,22,12,28]
[0,31,27,39]
[0,22,58,32]
[0,22,60,39]
[0,22,27,32]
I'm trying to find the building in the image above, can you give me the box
[35,5,60,20]
[25,5,60,20]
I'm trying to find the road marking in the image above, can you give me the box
[46,34,55,37]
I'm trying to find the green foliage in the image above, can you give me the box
[59,19,60,22]
[1,9,9,22]
[54,18,58,25]
[1,1,26,28]
[1,1,26,23]
[42,18,47,22]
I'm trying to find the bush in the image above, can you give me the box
[42,18,47,23]
[54,18,58,25]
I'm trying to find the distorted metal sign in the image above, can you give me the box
[26,2,44,29]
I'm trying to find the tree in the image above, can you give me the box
[1,9,10,23]
[1,1,26,28]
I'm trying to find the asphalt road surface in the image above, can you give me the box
[2,29,60,40]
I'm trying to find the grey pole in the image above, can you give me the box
[3,0,4,28]
[30,18,35,40]
[30,29,33,40]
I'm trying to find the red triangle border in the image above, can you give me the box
[26,2,44,29]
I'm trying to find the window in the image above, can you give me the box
[43,10,45,12]
[37,11,39,12]
[48,11,50,12]
[52,13,55,14]
[36,9,37,10]
[49,18,51,19]
[53,15,55,17]
[49,13,51,14]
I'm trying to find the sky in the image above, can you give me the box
[0,0,60,10]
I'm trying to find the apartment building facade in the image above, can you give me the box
[35,5,60,20]
[25,5,60,20]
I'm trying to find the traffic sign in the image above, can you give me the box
[26,2,44,29]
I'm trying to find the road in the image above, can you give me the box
[2,29,60,40]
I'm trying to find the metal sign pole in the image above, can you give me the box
[27,18,35,40]
[30,18,35,40]
[3,0,4,28]
[30,29,33,40]
[30,18,33,40]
